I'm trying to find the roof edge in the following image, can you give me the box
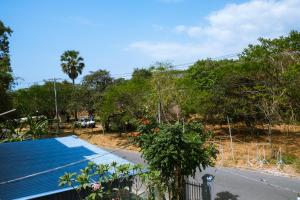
[14,187,74,200]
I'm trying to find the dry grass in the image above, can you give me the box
[78,133,139,151]
[54,123,300,177]
[206,124,300,177]
[52,123,139,151]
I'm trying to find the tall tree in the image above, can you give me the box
[0,20,13,120]
[60,50,85,120]
[60,50,85,85]
[238,31,300,154]
[148,62,187,123]
[81,70,113,114]
[100,76,151,132]
[82,69,113,91]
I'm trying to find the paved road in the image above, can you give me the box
[107,148,300,200]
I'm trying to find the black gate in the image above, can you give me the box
[185,180,202,200]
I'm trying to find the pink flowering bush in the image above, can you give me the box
[59,162,144,200]
[92,183,101,191]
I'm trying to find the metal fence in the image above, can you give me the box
[185,180,202,200]
[185,174,215,200]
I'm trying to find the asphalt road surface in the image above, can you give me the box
[107,148,300,200]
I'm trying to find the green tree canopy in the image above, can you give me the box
[13,81,73,118]
[0,20,13,120]
[82,69,113,91]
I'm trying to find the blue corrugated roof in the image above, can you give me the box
[0,135,132,200]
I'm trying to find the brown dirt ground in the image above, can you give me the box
[205,124,300,177]
[53,123,300,177]
[50,123,139,151]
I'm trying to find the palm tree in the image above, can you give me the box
[60,50,85,120]
[60,50,85,85]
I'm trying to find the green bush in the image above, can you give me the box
[135,121,218,199]
[59,162,145,200]
[282,154,298,165]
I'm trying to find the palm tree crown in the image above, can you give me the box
[60,50,85,84]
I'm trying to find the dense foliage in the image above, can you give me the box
[0,115,49,142]
[13,81,73,118]
[0,20,13,121]
[9,31,300,135]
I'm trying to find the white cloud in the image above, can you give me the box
[176,0,300,43]
[128,0,300,61]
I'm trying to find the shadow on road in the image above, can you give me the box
[215,191,239,200]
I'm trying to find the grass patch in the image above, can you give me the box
[281,153,300,173]
[294,159,300,173]
[282,154,298,165]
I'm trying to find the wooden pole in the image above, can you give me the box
[0,109,16,117]
[182,118,185,133]
[227,116,234,160]
[158,101,161,124]
[53,78,60,134]
[157,80,162,124]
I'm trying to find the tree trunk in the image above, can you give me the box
[227,116,235,160]
[72,79,78,121]
[268,122,274,158]
[105,117,110,133]
[174,166,184,200]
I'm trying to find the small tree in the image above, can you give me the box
[135,121,218,200]
[81,70,113,115]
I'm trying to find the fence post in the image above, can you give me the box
[201,174,214,200]
[220,144,224,166]
[183,176,187,200]
[226,116,234,160]
[247,147,253,167]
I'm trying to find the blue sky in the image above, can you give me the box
[1,0,300,88]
